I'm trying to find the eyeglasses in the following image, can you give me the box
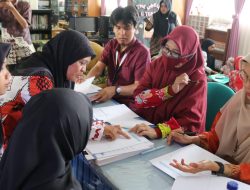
[162,46,194,59]
[162,46,181,58]
[239,70,250,83]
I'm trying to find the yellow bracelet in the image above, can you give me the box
[164,86,173,99]
[157,123,171,139]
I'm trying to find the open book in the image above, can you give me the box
[150,144,229,179]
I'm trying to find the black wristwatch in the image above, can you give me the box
[211,161,224,176]
[115,86,121,95]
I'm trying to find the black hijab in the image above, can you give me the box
[0,88,93,190]
[201,38,215,53]
[14,30,95,88]
[0,42,11,69]
[201,38,216,69]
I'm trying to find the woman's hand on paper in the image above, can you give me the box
[170,159,219,174]
[171,73,189,94]
[167,129,193,145]
[90,86,116,102]
[130,124,157,139]
[104,125,130,141]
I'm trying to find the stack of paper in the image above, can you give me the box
[93,104,153,129]
[86,132,154,166]
[150,144,229,179]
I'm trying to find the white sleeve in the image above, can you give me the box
[89,120,105,141]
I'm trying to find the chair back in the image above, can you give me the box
[206,82,235,131]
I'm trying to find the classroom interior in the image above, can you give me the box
[1,0,250,189]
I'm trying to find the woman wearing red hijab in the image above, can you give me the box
[130,25,207,139]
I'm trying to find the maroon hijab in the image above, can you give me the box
[133,26,207,133]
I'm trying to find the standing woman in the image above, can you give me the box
[0,88,93,190]
[145,0,178,57]
[0,0,32,44]
[131,26,207,139]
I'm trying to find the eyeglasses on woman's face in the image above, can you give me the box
[162,46,181,59]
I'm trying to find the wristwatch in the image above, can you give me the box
[115,86,122,95]
[211,161,224,176]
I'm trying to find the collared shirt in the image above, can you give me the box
[0,1,32,44]
[100,38,150,106]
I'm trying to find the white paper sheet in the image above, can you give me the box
[74,77,97,94]
[93,104,153,128]
[150,144,229,179]
[172,176,250,190]
[86,132,147,155]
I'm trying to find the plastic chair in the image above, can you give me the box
[206,82,235,131]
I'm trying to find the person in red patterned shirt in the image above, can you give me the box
[130,26,207,138]
[0,42,12,150]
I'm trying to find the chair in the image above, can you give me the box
[206,82,235,131]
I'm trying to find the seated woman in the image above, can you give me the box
[0,42,12,150]
[0,88,92,190]
[130,26,207,139]
[201,38,216,72]
[169,53,250,184]
[0,30,127,149]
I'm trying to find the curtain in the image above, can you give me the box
[227,0,245,58]
[238,0,250,56]
[184,0,193,24]
[101,0,106,16]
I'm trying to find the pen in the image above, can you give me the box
[140,145,166,155]
[178,131,197,136]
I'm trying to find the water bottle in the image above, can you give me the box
[227,181,238,190]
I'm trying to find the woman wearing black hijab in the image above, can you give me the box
[12,29,96,88]
[201,38,216,71]
[0,88,92,190]
[0,30,95,148]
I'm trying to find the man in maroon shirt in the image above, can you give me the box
[0,0,32,44]
[87,6,150,107]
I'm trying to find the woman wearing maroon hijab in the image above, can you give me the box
[130,25,207,140]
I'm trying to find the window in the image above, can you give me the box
[190,0,234,25]
[105,0,128,16]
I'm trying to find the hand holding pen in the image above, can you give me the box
[167,129,200,145]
